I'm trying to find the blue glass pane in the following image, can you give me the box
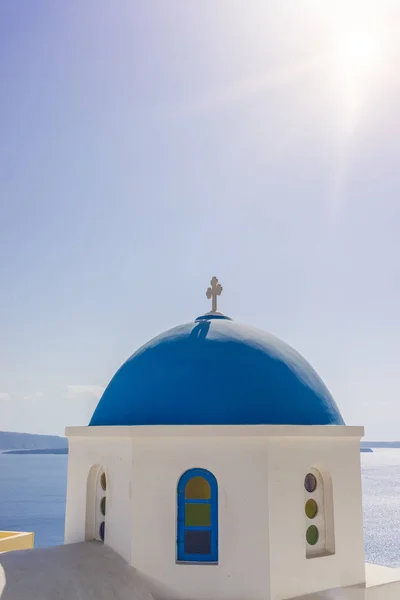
[304,473,317,493]
[184,530,211,555]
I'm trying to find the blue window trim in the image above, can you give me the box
[177,468,218,563]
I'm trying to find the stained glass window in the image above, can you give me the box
[177,469,218,563]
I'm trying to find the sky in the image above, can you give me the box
[0,0,400,439]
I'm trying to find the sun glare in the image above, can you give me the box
[335,28,383,83]
[332,22,386,120]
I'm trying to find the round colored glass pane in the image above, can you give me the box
[100,496,106,516]
[185,476,211,500]
[305,499,318,519]
[100,472,106,491]
[306,525,319,546]
[100,521,105,542]
[304,473,317,493]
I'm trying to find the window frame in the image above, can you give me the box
[177,468,218,563]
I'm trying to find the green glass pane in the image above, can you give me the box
[305,499,318,519]
[185,503,211,526]
[185,476,210,499]
[306,525,319,546]
[100,472,107,491]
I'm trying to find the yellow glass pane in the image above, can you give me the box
[185,503,211,526]
[185,476,210,499]
[305,499,318,519]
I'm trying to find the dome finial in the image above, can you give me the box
[206,276,223,314]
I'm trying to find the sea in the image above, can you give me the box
[0,450,399,567]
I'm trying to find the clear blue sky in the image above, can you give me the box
[1,1,399,438]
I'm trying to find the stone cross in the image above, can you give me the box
[206,276,223,313]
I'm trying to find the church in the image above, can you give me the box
[1,277,400,600]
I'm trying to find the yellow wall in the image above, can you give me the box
[0,531,34,552]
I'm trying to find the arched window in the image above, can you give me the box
[177,469,218,563]
[85,465,107,543]
[304,468,335,558]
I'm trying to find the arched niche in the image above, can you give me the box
[85,464,107,543]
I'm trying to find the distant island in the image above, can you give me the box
[360,441,400,453]
[361,441,400,449]
[3,447,68,455]
[0,430,68,454]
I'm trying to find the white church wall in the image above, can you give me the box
[64,436,133,564]
[267,434,365,600]
[129,433,271,600]
[65,425,364,600]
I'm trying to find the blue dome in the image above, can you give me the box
[90,315,344,427]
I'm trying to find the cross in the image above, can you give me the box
[206,276,223,313]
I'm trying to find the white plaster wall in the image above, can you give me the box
[64,437,133,564]
[267,436,365,600]
[64,425,364,600]
[130,435,271,600]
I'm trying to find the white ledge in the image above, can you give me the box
[65,424,364,439]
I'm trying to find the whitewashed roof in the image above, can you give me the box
[1,544,400,600]
[0,542,154,600]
